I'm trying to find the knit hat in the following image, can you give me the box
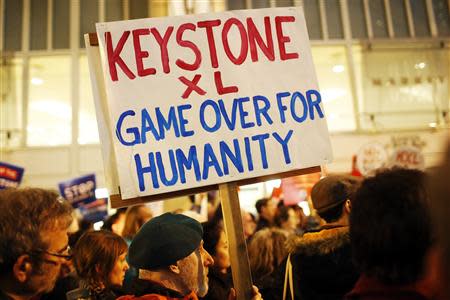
[128,212,203,270]
[311,175,361,214]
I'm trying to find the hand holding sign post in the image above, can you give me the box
[87,7,332,300]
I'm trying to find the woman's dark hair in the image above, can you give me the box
[122,205,153,240]
[350,168,432,285]
[101,208,126,232]
[73,230,128,289]
[275,205,294,227]
[202,221,224,257]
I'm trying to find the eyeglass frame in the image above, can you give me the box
[31,245,72,261]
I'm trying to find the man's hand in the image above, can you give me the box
[227,285,263,300]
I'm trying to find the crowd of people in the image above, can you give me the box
[1,144,450,300]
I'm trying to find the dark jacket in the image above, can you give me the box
[255,216,271,232]
[0,290,12,300]
[66,287,117,300]
[41,273,79,300]
[200,268,232,300]
[283,226,359,300]
[117,279,198,300]
[254,272,284,300]
[345,274,436,300]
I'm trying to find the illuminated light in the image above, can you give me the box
[298,201,310,216]
[414,62,426,69]
[95,188,109,199]
[429,122,437,128]
[332,65,345,73]
[31,77,44,85]
[93,221,104,231]
[265,179,281,192]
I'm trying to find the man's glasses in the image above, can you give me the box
[32,245,72,261]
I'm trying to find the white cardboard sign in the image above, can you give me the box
[96,7,333,200]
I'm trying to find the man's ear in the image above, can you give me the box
[344,199,352,213]
[169,263,181,274]
[13,255,33,283]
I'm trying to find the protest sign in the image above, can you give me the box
[0,162,24,189]
[356,142,388,176]
[389,146,425,170]
[58,174,107,222]
[95,7,332,200]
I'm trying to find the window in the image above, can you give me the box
[390,0,409,38]
[276,0,293,7]
[410,0,430,37]
[311,46,356,131]
[130,0,149,19]
[80,0,99,48]
[53,0,70,49]
[326,0,344,39]
[227,0,246,10]
[348,0,367,38]
[4,0,23,51]
[303,0,322,40]
[78,55,99,144]
[369,0,388,38]
[252,0,270,9]
[27,56,72,146]
[433,0,450,37]
[359,45,448,130]
[30,0,47,50]
[106,0,123,22]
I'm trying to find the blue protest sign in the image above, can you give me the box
[58,174,107,222]
[58,174,97,207]
[0,162,25,189]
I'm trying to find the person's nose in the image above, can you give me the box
[203,249,214,267]
[124,260,130,271]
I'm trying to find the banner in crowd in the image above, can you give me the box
[355,136,426,176]
[389,146,425,170]
[58,174,107,222]
[281,172,321,205]
[96,7,333,199]
[356,142,388,176]
[0,162,25,189]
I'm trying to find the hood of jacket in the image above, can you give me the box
[286,226,350,256]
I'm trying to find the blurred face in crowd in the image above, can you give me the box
[263,198,278,222]
[112,213,126,236]
[139,206,153,223]
[242,212,256,239]
[109,252,129,287]
[214,230,231,273]
[284,208,300,231]
[26,227,70,294]
[177,240,214,297]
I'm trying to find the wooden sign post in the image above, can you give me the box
[220,182,253,299]
[85,7,332,299]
